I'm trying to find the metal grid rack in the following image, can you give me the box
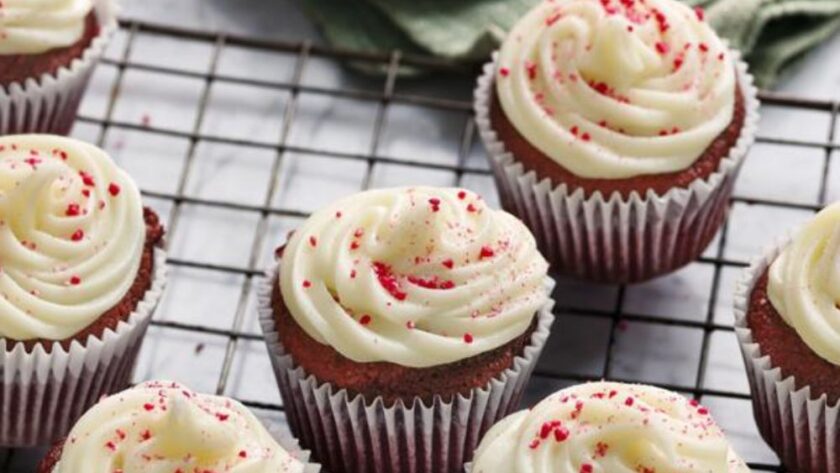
[3,17,840,472]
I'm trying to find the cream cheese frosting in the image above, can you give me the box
[496,0,737,179]
[471,382,750,473]
[768,202,840,366]
[0,134,145,341]
[55,381,308,473]
[0,0,94,55]
[278,186,550,368]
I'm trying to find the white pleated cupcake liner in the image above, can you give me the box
[734,235,840,473]
[258,265,556,473]
[0,248,167,447]
[474,51,760,284]
[0,0,117,135]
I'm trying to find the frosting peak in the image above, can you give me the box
[0,135,145,341]
[56,381,308,473]
[768,202,840,366]
[471,382,749,473]
[496,0,737,179]
[278,187,550,368]
[0,0,94,55]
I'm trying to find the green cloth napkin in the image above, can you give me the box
[301,0,840,88]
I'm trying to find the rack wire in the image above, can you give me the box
[4,17,839,472]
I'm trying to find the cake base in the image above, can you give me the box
[746,270,840,405]
[271,276,538,406]
[0,13,101,87]
[488,84,746,199]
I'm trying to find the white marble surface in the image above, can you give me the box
[4,0,840,471]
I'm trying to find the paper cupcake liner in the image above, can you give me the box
[0,0,117,135]
[734,236,840,473]
[258,266,556,473]
[0,248,167,447]
[474,51,760,284]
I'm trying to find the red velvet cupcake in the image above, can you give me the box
[474,0,760,283]
[0,135,167,447]
[259,186,555,473]
[734,202,840,473]
[0,0,117,135]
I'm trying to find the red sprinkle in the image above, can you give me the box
[655,41,669,55]
[309,236,317,247]
[406,320,416,330]
[625,397,635,407]
[698,407,709,415]
[442,259,454,269]
[581,132,591,142]
[373,262,407,301]
[429,198,441,212]
[529,439,540,449]
[70,229,84,241]
[570,125,580,137]
[66,203,81,216]
[479,246,495,259]
[467,203,477,213]
[580,464,593,473]
[545,11,562,26]
[499,67,510,77]
[359,314,372,326]
[79,171,95,187]
[143,403,154,411]
[554,427,570,442]
[694,6,705,21]
[699,42,709,53]
[302,280,312,288]
[457,190,467,200]
[239,450,248,458]
[69,276,81,286]
[108,183,121,196]
[463,333,474,344]
[525,61,538,80]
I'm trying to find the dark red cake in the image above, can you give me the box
[37,442,63,472]
[271,277,537,405]
[746,270,840,405]
[7,207,164,354]
[489,84,747,199]
[0,13,101,87]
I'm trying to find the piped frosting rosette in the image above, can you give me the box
[495,0,736,179]
[734,202,840,473]
[470,382,750,473]
[0,135,166,447]
[279,186,551,367]
[475,0,759,283]
[260,187,556,473]
[0,134,145,341]
[52,381,316,473]
[0,0,117,134]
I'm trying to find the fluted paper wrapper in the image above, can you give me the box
[474,51,760,283]
[0,249,167,447]
[258,266,555,473]
[0,0,117,135]
[734,237,840,473]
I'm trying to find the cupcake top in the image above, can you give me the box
[0,0,94,55]
[279,186,550,368]
[496,0,736,179]
[54,381,308,473]
[768,202,840,366]
[0,135,145,341]
[471,382,749,473]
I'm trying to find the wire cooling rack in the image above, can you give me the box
[4,17,840,473]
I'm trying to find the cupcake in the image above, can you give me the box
[734,202,840,473]
[475,0,759,283]
[0,134,166,446]
[470,381,750,473]
[0,0,117,135]
[259,186,555,473]
[37,380,319,472]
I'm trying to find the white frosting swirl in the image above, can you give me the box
[279,186,550,368]
[496,0,736,179]
[55,381,308,473]
[0,0,94,55]
[471,382,750,473]
[0,134,145,341]
[768,202,840,366]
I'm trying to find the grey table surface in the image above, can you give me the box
[4,0,840,471]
